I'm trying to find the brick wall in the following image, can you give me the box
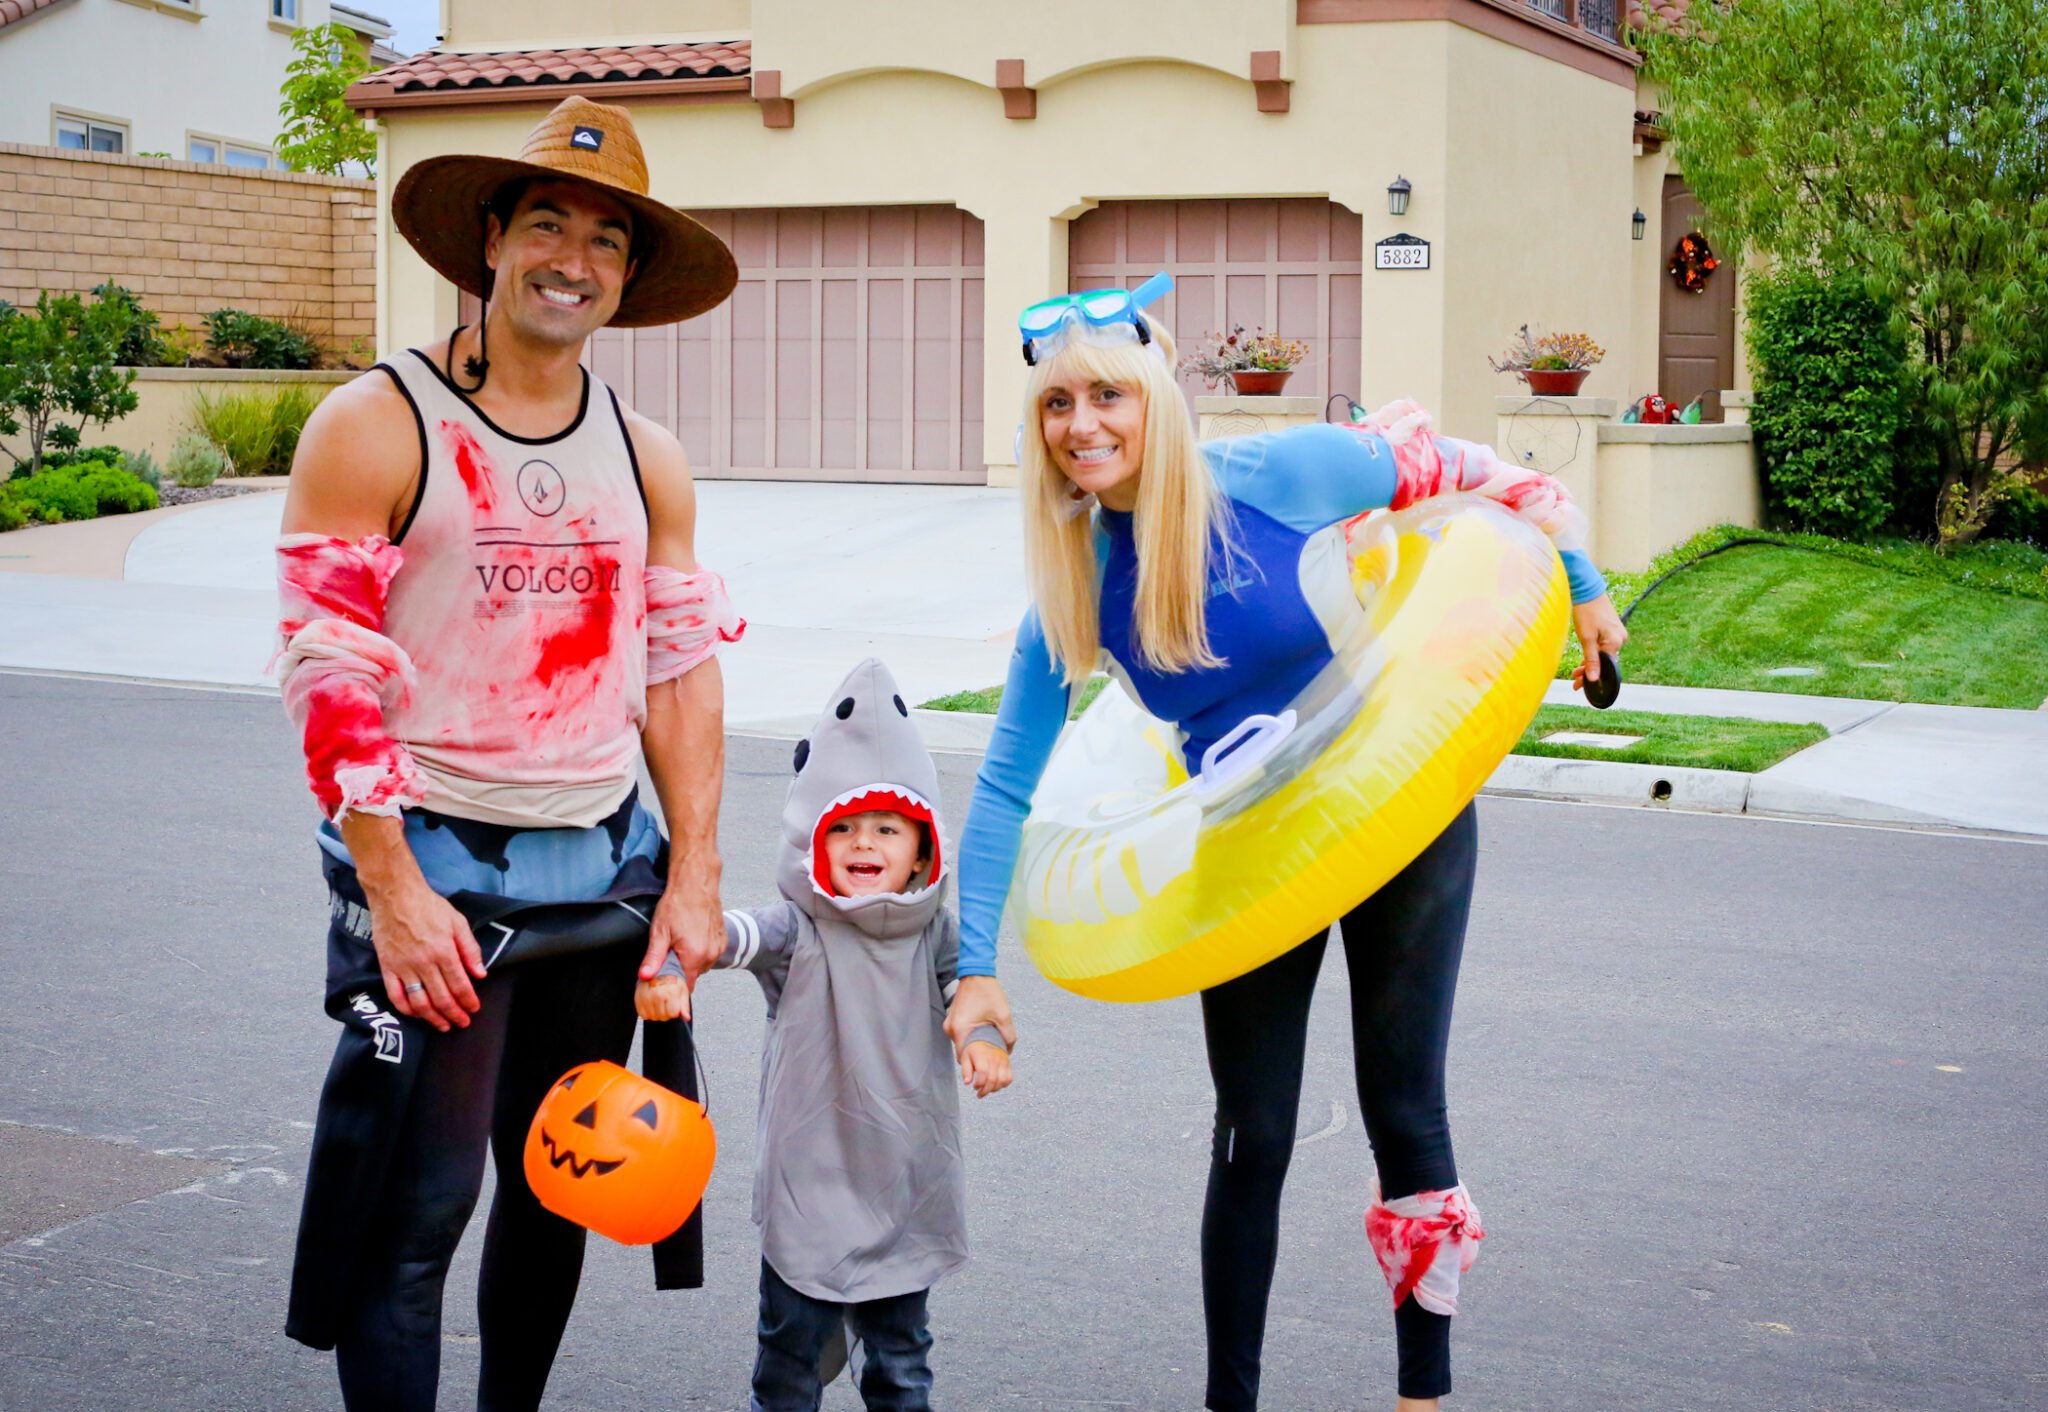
[0,144,376,357]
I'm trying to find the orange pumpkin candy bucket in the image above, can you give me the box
[523,1059,716,1245]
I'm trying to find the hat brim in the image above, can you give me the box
[392,154,738,329]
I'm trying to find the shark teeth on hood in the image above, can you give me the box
[817,784,933,820]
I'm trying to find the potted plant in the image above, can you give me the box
[1488,326,1605,396]
[1179,327,1312,396]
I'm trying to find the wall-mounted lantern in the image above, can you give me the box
[1387,176,1412,217]
[1632,208,1648,241]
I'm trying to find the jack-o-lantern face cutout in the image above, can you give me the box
[522,1060,716,1246]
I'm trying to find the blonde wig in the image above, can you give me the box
[1019,314,1235,684]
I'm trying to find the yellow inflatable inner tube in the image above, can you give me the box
[1014,494,1569,1003]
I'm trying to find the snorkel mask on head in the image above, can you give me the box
[1019,270,1174,366]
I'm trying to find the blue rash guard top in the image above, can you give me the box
[953,422,1606,977]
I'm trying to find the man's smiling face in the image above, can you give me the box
[484,178,637,348]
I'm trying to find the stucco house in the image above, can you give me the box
[345,0,1734,494]
[0,0,402,170]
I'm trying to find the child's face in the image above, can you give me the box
[823,809,927,897]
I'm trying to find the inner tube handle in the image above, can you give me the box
[1197,711,1298,791]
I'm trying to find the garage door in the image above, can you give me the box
[1069,198,1363,417]
[586,206,986,482]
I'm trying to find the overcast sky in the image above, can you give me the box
[354,0,441,57]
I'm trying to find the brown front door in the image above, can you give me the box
[1658,174,1736,421]
[1069,198,1364,420]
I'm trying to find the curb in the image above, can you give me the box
[735,711,2021,836]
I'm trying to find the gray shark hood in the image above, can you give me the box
[779,658,946,940]
[753,657,970,1302]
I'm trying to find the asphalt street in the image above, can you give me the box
[2,672,2044,1411]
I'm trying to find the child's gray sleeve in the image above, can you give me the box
[653,904,800,981]
[933,908,1009,1055]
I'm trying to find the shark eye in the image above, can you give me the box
[836,697,855,720]
[631,1100,659,1129]
[793,738,809,773]
[893,695,907,716]
[572,1102,598,1129]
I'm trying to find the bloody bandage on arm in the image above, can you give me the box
[645,566,745,686]
[274,533,426,821]
[1353,398,1594,563]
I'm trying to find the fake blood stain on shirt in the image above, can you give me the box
[534,554,619,689]
[442,421,498,512]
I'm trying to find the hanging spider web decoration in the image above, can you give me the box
[1503,398,1583,473]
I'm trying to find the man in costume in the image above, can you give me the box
[275,96,742,1410]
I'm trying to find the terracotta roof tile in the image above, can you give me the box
[0,0,73,30]
[353,40,751,97]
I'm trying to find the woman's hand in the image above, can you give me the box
[946,975,1017,1055]
[1570,595,1628,692]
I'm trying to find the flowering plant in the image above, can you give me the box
[1487,325,1606,375]
[1178,327,1312,389]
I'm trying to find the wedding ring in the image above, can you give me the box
[404,981,427,994]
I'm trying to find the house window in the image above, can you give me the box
[271,0,297,19]
[55,113,127,153]
[223,144,273,170]
[188,137,219,163]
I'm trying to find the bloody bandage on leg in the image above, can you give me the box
[275,533,426,821]
[646,566,745,686]
[1365,1179,1485,1317]
[1352,397,1591,556]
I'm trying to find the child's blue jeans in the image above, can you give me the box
[751,1258,934,1412]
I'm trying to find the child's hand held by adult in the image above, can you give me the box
[635,973,690,1023]
[961,1040,1012,1098]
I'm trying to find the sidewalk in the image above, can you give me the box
[3,485,2044,838]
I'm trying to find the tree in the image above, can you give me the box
[0,291,140,478]
[276,21,377,178]
[1641,0,2048,546]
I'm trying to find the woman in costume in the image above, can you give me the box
[944,275,1626,1409]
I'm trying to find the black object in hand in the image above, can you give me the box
[1583,652,1621,709]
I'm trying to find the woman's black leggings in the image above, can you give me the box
[1200,803,1477,1409]
[333,940,642,1412]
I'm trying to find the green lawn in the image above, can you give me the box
[922,676,1109,719]
[1515,704,1828,773]
[1606,542,2048,709]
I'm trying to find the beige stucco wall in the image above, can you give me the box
[0,0,339,162]
[1439,23,1636,449]
[757,0,1292,96]
[377,14,1642,480]
[110,368,355,465]
[442,0,752,51]
[1592,424,1759,571]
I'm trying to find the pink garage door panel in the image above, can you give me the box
[587,206,986,482]
[1069,198,1363,418]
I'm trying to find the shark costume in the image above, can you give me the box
[662,658,1004,1411]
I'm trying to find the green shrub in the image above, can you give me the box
[1746,272,1908,539]
[188,384,319,477]
[0,459,158,523]
[123,448,162,490]
[37,442,125,471]
[0,497,25,532]
[90,281,170,367]
[204,308,320,371]
[1988,482,2048,544]
[168,431,227,487]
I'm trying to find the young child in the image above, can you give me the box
[639,657,1010,1411]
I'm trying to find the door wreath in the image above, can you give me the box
[1668,231,1720,293]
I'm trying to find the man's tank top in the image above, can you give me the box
[376,349,650,830]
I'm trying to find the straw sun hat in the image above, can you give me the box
[391,96,737,328]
